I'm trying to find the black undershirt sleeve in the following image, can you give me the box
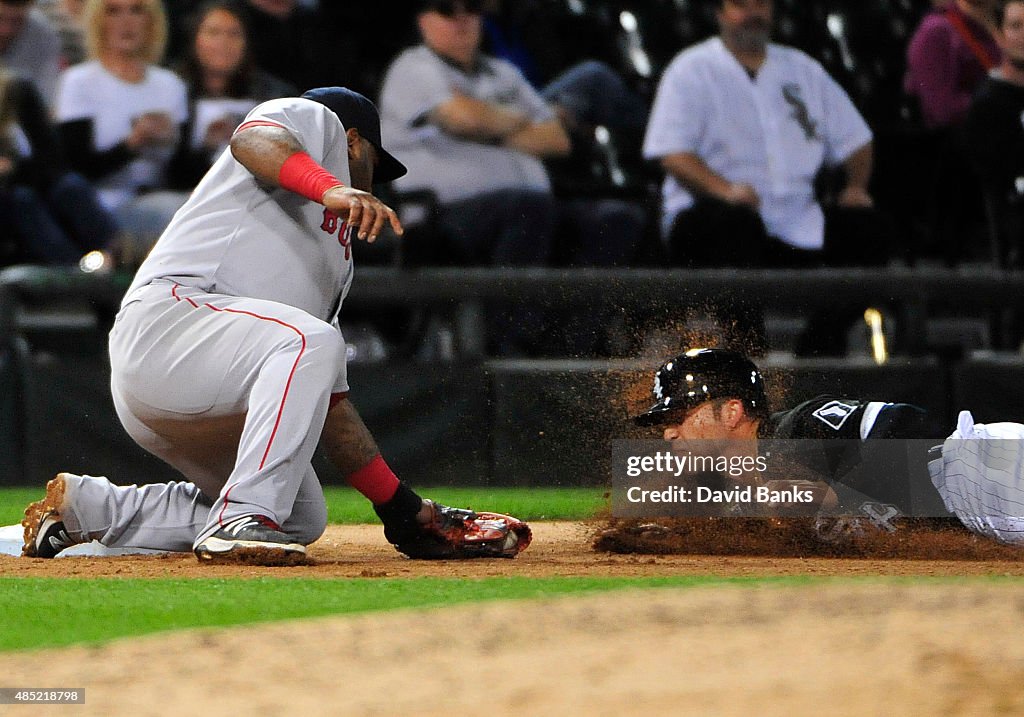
[11,79,65,189]
[58,118,138,180]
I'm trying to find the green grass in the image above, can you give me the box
[0,489,44,526]
[0,487,607,527]
[324,486,606,523]
[2,472,1023,656]
[6,574,1022,653]
[0,575,804,652]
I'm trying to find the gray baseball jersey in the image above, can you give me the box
[126,96,355,323]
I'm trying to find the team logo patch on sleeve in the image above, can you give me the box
[811,400,858,430]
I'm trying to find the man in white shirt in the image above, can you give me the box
[643,0,889,354]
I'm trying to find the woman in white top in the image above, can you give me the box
[167,0,295,189]
[55,0,189,255]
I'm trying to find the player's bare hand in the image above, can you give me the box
[322,186,404,242]
[722,182,760,209]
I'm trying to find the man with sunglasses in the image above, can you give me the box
[382,0,566,261]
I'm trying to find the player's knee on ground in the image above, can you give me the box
[284,498,328,545]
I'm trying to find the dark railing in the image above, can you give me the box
[2,264,1021,355]
[2,264,1024,485]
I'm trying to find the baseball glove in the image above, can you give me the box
[391,502,532,559]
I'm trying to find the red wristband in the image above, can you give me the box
[347,454,400,505]
[278,151,343,203]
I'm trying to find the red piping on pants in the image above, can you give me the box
[171,283,306,526]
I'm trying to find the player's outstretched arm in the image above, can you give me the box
[230,123,307,183]
[231,124,403,242]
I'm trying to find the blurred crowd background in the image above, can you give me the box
[5,0,1024,484]
[0,0,1019,358]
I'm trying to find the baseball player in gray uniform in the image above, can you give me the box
[21,87,530,564]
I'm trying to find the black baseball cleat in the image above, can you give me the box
[194,515,306,566]
[22,473,81,558]
[29,517,76,559]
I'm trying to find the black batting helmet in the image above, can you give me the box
[631,348,768,426]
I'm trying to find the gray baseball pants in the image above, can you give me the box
[56,280,348,551]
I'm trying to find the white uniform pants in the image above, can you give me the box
[929,411,1024,545]
[61,280,348,551]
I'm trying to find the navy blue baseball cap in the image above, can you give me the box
[301,87,407,183]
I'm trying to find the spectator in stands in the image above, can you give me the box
[905,0,999,265]
[909,0,995,129]
[381,0,564,265]
[38,0,87,67]
[906,0,1000,130]
[167,0,294,189]
[381,0,647,354]
[235,0,355,94]
[56,0,189,258]
[966,0,1024,267]
[380,0,565,355]
[0,0,61,105]
[0,65,117,265]
[643,0,886,355]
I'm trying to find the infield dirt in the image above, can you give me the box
[5,520,1024,579]
[4,522,1024,716]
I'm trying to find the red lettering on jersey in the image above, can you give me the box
[338,225,351,260]
[321,208,351,259]
[321,208,340,234]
